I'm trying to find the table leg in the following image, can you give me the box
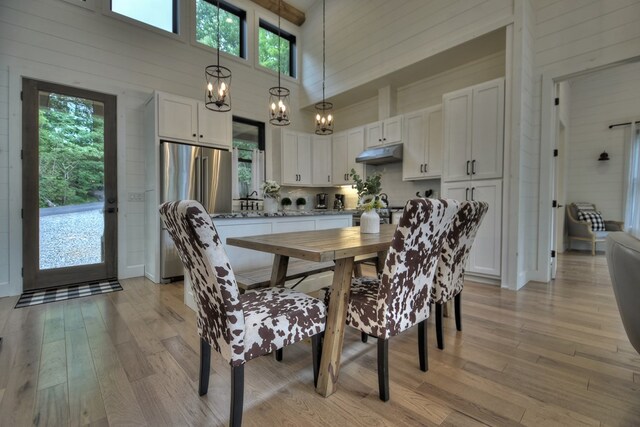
[316,257,354,397]
[376,250,388,274]
[270,254,289,287]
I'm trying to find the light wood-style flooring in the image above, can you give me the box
[1,252,639,426]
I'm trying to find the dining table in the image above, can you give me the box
[226,224,397,397]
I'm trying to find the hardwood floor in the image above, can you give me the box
[1,252,639,426]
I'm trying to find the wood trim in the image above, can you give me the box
[249,0,305,26]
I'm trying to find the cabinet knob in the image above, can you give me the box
[192,133,196,137]
[200,134,203,138]
[383,138,386,141]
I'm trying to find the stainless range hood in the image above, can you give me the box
[355,143,403,165]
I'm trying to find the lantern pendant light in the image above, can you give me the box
[205,0,231,112]
[269,0,291,126]
[315,0,333,135]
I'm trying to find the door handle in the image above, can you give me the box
[465,188,469,201]
[105,207,118,213]
[472,159,476,175]
[424,163,427,173]
[471,187,475,201]
[202,156,209,207]
[466,160,470,175]
[328,175,330,182]
[420,164,424,173]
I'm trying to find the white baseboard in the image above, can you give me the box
[0,281,17,298]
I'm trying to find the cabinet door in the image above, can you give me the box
[424,106,443,178]
[366,122,383,148]
[332,132,349,185]
[471,78,504,180]
[158,93,197,141]
[442,88,472,182]
[441,181,471,204]
[297,134,312,185]
[281,131,299,185]
[347,127,365,181]
[467,179,502,277]
[198,103,231,149]
[402,111,425,180]
[383,116,402,144]
[312,136,332,186]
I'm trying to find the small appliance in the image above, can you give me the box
[334,194,345,210]
[316,193,328,209]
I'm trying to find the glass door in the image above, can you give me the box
[22,78,117,291]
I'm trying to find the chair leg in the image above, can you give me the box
[311,333,321,387]
[361,332,368,343]
[418,320,428,372]
[275,348,283,362]
[199,337,211,396]
[377,338,389,401]
[454,292,462,332]
[592,240,596,256]
[230,365,244,427]
[435,302,444,350]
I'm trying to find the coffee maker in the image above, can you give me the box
[334,194,345,210]
[316,193,328,209]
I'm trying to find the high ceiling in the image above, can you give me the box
[286,0,315,13]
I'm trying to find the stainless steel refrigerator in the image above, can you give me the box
[160,141,232,281]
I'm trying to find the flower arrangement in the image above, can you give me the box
[349,168,385,212]
[261,180,281,200]
[281,197,292,208]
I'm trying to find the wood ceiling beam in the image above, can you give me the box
[249,0,306,26]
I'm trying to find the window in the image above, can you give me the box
[195,0,246,58]
[233,117,265,198]
[258,19,296,77]
[111,0,178,33]
[625,125,640,238]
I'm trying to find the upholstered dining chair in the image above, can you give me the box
[431,200,488,350]
[326,198,459,401]
[160,200,326,427]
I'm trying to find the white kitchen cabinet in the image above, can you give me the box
[402,105,442,180]
[281,131,312,186]
[157,92,231,149]
[442,78,504,182]
[312,135,332,186]
[441,179,502,277]
[332,127,365,185]
[366,115,403,148]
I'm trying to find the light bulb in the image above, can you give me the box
[321,116,326,124]
[316,113,321,121]
[271,102,276,111]
[327,114,333,123]
[207,82,213,92]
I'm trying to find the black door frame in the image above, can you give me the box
[22,78,118,291]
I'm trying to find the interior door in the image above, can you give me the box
[22,78,117,291]
[551,120,567,279]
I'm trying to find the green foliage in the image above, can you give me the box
[39,93,104,208]
[195,0,242,56]
[349,168,382,198]
[281,197,292,206]
[258,27,291,76]
[296,197,306,206]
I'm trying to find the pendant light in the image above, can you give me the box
[205,0,231,112]
[269,0,291,126]
[315,0,333,135]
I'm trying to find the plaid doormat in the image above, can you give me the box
[15,280,122,308]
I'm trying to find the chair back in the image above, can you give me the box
[377,198,459,338]
[159,200,245,365]
[432,201,488,304]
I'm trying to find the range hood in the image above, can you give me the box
[355,143,403,165]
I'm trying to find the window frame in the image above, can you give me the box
[232,116,265,198]
[193,0,248,60]
[257,18,297,78]
[108,0,180,35]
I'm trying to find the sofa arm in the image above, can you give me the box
[567,218,593,238]
[605,221,624,232]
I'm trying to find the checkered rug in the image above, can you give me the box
[15,280,122,308]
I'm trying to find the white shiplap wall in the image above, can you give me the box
[0,0,304,296]
[566,61,640,222]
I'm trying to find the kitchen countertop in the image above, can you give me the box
[212,209,357,219]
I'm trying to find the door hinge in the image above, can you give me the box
[551,250,556,258]
[20,91,23,101]
[553,149,558,157]
[554,97,559,106]
[21,208,24,219]
[552,200,558,208]
[21,267,24,277]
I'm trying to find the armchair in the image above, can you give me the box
[567,203,624,256]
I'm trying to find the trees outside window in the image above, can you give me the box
[195,0,246,58]
[259,20,295,77]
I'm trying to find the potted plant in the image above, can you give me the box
[350,168,385,233]
[296,197,307,211]
[281,197,292,210]
[261,180,281,214]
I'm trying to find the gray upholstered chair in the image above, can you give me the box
[606,232,640,355]
[567,203,624,255]
[326,198,459,401]
[431,200,488,350]
[160,200,325,427]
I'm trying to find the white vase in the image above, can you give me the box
[360,210,380,234]
[264,198,278,214]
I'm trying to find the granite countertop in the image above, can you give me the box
[212,209,357,219]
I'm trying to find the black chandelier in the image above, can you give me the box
[269,0,290,126]
[315,0,333,135]
[205,0,231,112]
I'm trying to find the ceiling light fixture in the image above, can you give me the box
[315,0,333,135]
[269,0,291,126]
[205,0,231,112]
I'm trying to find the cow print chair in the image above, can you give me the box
[326,198,459,401]
[432,201,488,350]
[160,200,326,427]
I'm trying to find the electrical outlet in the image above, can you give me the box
[128,192,145,202]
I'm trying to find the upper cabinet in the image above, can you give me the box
[365,115,403,148]
[157,92,231,150]
[402,105,442,181]
[312,135,332,186]
[280,131,312,186]
[333,127,365,185]
[442,78,504,182]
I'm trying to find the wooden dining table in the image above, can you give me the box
[226,224,397,397]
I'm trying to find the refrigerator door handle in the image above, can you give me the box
[195,156,201,204]
[202,156,209,208]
